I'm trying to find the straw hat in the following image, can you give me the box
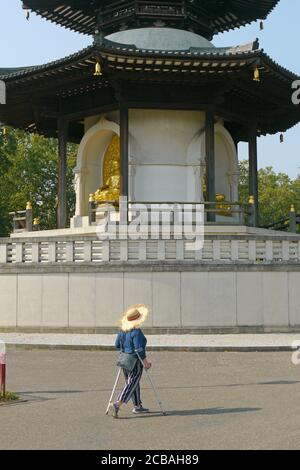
[119,304,149,332]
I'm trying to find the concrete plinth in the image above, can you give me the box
[0,263,299,330]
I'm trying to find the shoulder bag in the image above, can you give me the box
[116,351,138,371]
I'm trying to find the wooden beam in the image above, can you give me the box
[62,104,118,123]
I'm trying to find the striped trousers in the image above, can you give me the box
[117,360,143,406]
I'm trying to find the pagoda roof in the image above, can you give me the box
[22,0,279,40]
[1,38,296,82]
[0,38,299,141]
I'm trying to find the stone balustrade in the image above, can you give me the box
[0,235,300,265]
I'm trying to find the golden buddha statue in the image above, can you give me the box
[94,134,121,204]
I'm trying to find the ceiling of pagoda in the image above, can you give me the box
[22,0,280,39]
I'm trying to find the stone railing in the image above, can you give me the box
[0,235,300,265]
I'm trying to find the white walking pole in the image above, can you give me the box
[136,351,166,416]
[105,368,122,415]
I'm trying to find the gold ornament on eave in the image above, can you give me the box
[253,67,260,82]
[94,60,102,76]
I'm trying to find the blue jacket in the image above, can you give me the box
[115,328,147,360]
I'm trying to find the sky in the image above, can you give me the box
[0,0,299,178]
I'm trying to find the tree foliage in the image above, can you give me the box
[0,128,76,237]
[239,160,300,230]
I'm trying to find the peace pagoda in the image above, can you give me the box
[0,0,300,332]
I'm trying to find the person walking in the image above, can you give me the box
[112,304,151,418]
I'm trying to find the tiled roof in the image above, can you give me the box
[22,0,280,39]
[0,38,298,83]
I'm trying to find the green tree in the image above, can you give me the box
[291,174,300,211]
[239,160,300,230]
[0,128,76,237]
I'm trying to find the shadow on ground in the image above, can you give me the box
[115,406,262,419]
[17,379,300,396]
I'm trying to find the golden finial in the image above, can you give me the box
[33,218,40,226]
[26,201,32,210]
[290,204,295,213]
[94,61,102,76]
[248,196,255,205]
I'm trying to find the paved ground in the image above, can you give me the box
[1,350,300,450]
[1,332,300,351]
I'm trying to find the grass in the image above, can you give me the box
[0,391,20,404]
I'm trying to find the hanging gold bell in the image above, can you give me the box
[94,61,102,76]
[253,67,260,82]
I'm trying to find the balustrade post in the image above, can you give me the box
[88,194,96,225]
[0,244,8,263]
[289,205,297,233]
[26,202,33,232]
[248,196,257,227]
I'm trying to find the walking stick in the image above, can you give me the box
[105,368,122,415]
[136,351,166,416]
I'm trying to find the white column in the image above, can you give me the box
[0,244,8,263]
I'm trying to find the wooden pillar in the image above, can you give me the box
[205,108,216,222]
[120,106,129,198]
[57,119,69,229]
[248,124,259,227]
[120,106,129,223]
